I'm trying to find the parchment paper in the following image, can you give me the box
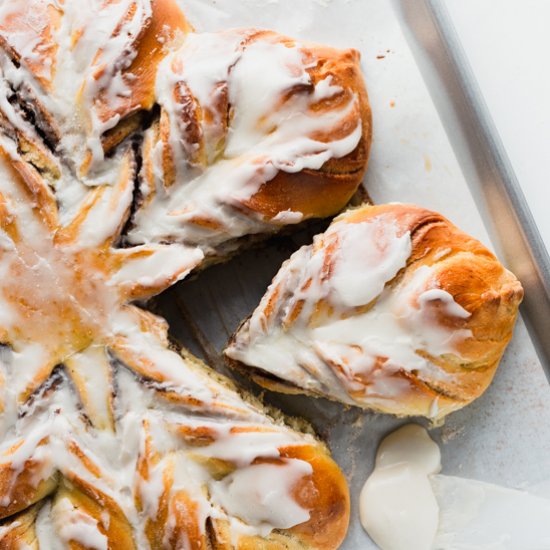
[156,1,550,547]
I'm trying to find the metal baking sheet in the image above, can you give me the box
[156,1,550,547]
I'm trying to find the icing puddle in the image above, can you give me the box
[360,424,550,550]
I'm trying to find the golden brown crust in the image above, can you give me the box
[131,27,372,257]
[241,42,372,223]
[227,203,524,419]
[0,437,58,520]
[281,446,350,549]
[175,400,343,549]
[196,445,349,550]
[0,0,62,90]
[53,478,137,549]
[94,0,192,125]
[361,204,523,407]
[0,505,40,549]
[137,417,350,550]
[0,0,192,172]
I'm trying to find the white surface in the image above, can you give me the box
[164,1,550,548]
[445,0,550,251]
[361,424,550,550]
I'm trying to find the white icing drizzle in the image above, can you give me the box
[329,217,412,307]
[0,0,160,175]
[55,497,109,550]
[271,210,304,224]
[226,213,472,414]
[190,424,306,467]
[360,424,550,550]
[65,346,113,431]
[35,502,63,550]
[209,459,312,536]
[0,143,217,425]
[128,29,362,254]
[109,244,204,296]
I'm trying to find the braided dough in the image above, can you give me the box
[226,204,524,419]
[129,27,371,258]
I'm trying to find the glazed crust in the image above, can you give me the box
[226,203,524,419]
[0,369,349,550]
[0,0,191,173]
[93,0,192,124]
[0,505,40,549]
[230,38,372,223]
[131,28,372,256]
[137,416,350,550]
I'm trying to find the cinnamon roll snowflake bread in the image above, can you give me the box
[0,0,376,547]
[226,204,524,419]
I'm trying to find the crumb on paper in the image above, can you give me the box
[352,414,364,429]
[441,424,465,443]
[424,155,432,172]
[389,99,396,108]
[376,54,385,59]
